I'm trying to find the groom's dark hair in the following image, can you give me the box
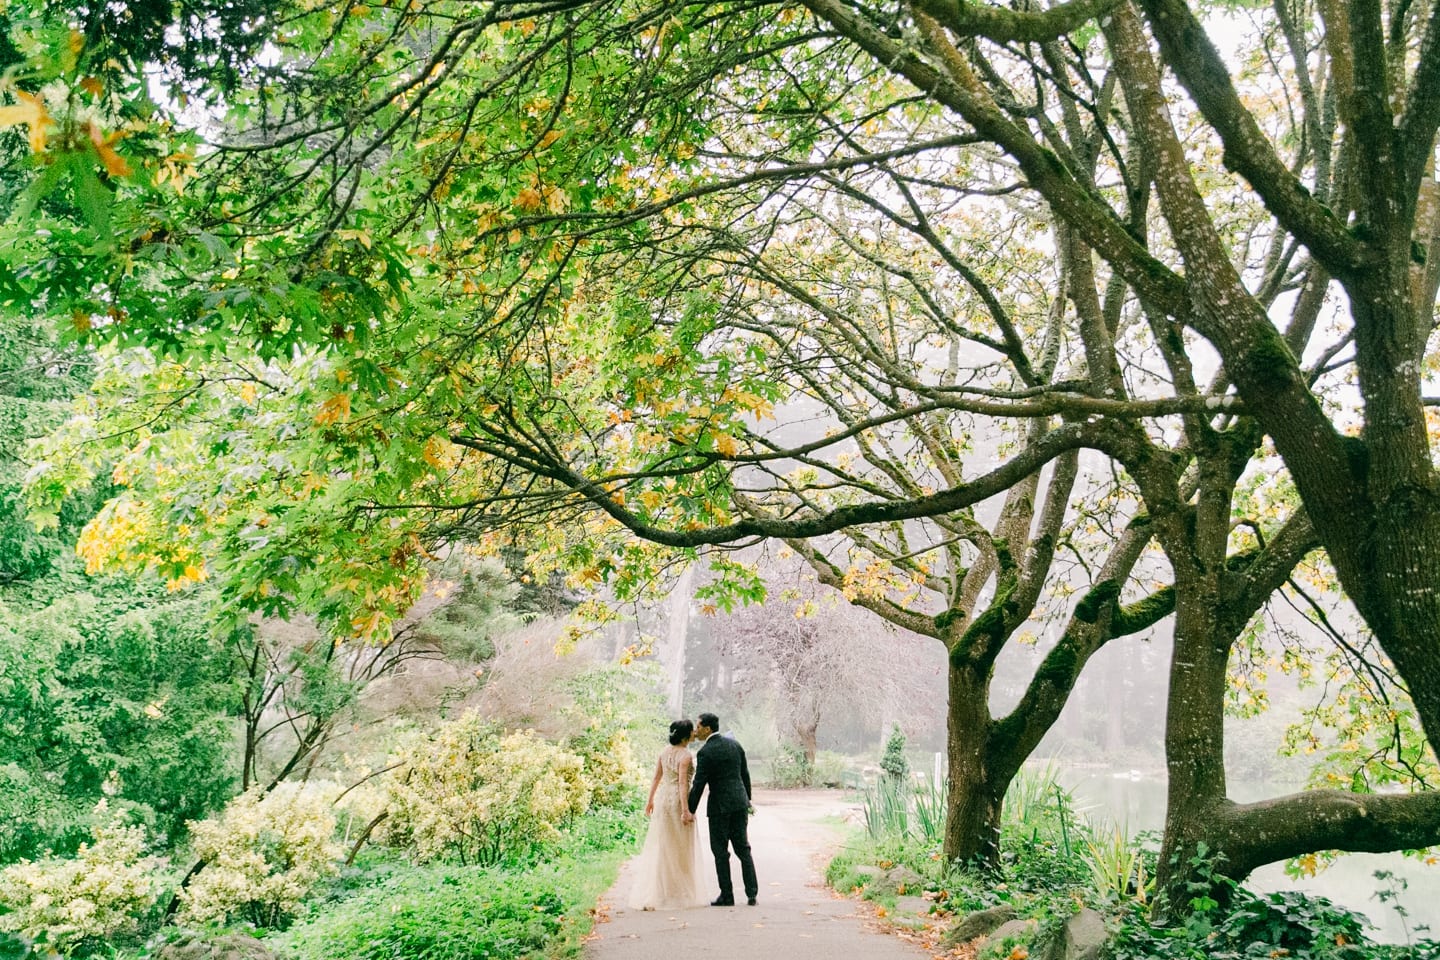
[698,712,720,731]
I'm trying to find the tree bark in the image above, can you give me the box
[944,663,1005,865]
[797,719,819,767]
[1154,584,1233,908]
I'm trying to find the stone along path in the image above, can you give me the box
[585,789,932,960]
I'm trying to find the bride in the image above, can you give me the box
[628,719,708,910]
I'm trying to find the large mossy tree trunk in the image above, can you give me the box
[1153,582,1236,908]
[939,555,1175,867]
[1155,575,1440,909]
[1146,491,1440,913]
[942,663,1008,866]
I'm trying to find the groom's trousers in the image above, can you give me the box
[708,810,758,901]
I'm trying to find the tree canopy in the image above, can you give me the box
[4,0,1440,906]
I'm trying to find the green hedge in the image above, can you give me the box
[274,857,617,960]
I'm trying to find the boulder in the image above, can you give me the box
[895,895,931,916]
[867,864,924,898]
[943,903,1019,945]
[1063,907,1109,960]
[1038,908,1109,960]
[985,917,1039,948]
[155,932,277,960]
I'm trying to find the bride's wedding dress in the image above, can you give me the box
[628,744,708,910]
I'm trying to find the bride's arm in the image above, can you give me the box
[679,754,695,823]
[644,756,663,816]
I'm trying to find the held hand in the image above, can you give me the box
[682,812,695,825]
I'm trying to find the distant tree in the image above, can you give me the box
[708,556,910,765]
[880,726,909,784]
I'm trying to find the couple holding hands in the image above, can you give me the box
[628,712,760,910]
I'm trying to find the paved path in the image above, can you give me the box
[585,789,930,960]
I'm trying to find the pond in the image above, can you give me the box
[1057,767,1439,944]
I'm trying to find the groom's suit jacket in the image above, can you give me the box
[687,733,752,816]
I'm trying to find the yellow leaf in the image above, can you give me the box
[88,121,132,176]
[713,433,739,456]
[0,91,51,153]
[514,187,543,212]
[423,436,457,468]
[335,227,373,249]
[315,393,352,425]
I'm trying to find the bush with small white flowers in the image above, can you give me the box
[384,714,593,866]
[177,782,343,928]
[0,801,164,954]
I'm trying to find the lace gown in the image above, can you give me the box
[628,745,708,910]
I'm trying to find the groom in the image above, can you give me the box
[687,712,759,906]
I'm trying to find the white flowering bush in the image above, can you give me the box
[0,802,162,954]
[385,715,593,865]
[178,782,342,928]
[569,727,637,806]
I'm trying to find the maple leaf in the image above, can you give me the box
[314,393,352,425]
[0,91,52,153]
[88,120,132,176]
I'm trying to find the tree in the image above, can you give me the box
[705,553,913,767]
[0,588,236,857]
[880,725,909,784]
[7,0,1440,906]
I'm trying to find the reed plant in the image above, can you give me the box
[1081,821,1149,904]
[862,777,910,841]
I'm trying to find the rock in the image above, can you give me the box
[985,917,1039,948]
[155,932,277,960]
[1062,907,1109,960]
[895,895,931,915]
[943,903,1019,945]
[1037,908,1109,960]
[883,865,924,893]
[866,864,924,898]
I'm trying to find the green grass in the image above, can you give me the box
[268,798,643,960]
[271,851,625,960]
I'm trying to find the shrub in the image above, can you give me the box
[1110,883,1385,960]
[178,782,342,928]
[768,745,815,788]
[0,593,234,859]
[275,858,614,960]
[384,716,592,866]
[880,726,909,783]
[566,726,636,807]
[0,802,163,954]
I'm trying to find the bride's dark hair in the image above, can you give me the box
[668,719,694,746]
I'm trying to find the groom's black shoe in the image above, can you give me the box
[710,896,735,907]
[747,897,757,906]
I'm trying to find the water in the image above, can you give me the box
[1056,766,1440,944]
